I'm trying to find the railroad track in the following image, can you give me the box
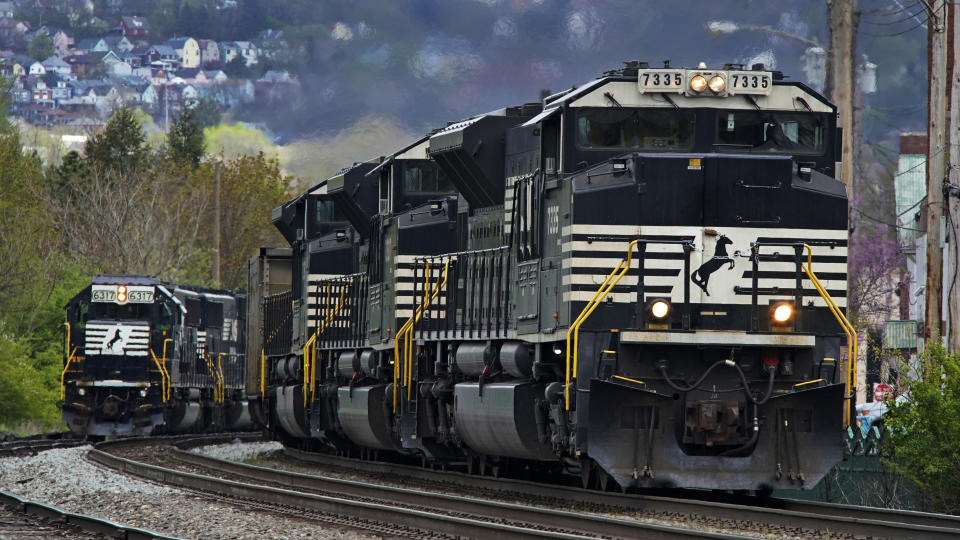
[0,434,177,540]
[284,447,960,540]
[0,432,85,458]
[91,436,744,539]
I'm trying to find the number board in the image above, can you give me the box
[727,71,773,95]
[91,284,155,304]
[637,69,683,93]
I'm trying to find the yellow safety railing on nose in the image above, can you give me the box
[564,240,638,410]
[303,280,350,406]
[60,322,80,400]
[801,243,858,427]
[393,259,450,412]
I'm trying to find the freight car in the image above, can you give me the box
[62,276,251,437]
[249,61,855,492]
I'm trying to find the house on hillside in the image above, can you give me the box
[35,26,74,56]
[118,16,150,41]
[198,39,219,68]
[220,41,257,67]
[253,29,287,60]
[28,60,45,76]
[41,55,71,76]
[103,35,134,54]
[164,37,200,69]
[0,17,29,48]
[43,72,72,101]
[202,69,227,84]
[149,45,179,68]
[0,55,25,78]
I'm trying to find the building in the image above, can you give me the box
[164,37,200,69]
[220,41,258,67]
[197,39,219,68]
[118,16,151,41]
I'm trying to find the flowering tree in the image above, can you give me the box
[848,195,907,327]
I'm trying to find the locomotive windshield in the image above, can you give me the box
[576,108,695,151]
[716,111,826,155]
[87,301,153,320]
[401,161,452,193]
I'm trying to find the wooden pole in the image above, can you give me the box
[214,160,221,287]
[949,2,960,353]
[926,1,947,348]
[827,0,858,193]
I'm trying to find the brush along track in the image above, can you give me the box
[91,437,745,539]
[283,447,960,540]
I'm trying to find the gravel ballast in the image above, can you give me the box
[0,445,375,540]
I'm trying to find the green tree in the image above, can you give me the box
[190,98,222,130]
[84,108,150,174]
[27,31,53,60]
[167,107,205,166]
[884,344,960,513]
[202,153,290,288]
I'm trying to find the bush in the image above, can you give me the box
[0,335,60,429]
[884,343,960,513]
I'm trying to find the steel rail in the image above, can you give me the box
[0,434,178,539]
[90,438,738,539]
[168,444,742,540]
[285,448,960,540]
[0,433,85,458]
[0,490,178,540]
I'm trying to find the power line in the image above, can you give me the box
[853,206,927,232]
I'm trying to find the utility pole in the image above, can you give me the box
[949,2,960,353]
[926,1,947,349]
[214,160,221,287]
[826,0,858,193]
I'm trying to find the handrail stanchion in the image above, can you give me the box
[801,243,857,426]
[564,240,638,410]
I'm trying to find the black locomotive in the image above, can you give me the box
[62,276,251,437]
[244,61,854,491]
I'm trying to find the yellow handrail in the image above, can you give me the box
[60,322,77,400]
[203,353,222,403]
[159,338,173,401]
[564,240,638,410]
[392,259,450,411]
[801,243,857,426]
[149,349,170,402]
[406,259,449,399]
[260,348,266,397]
[393,261,430,412]
[303,280,351,406]
[217,352,226,403]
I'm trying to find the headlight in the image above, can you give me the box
[689,75,707,93]
[140,389,148,397]
[708,75,725,93]
[650,300,670,319]
[77,388,86,396]
[772,303,793,323]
